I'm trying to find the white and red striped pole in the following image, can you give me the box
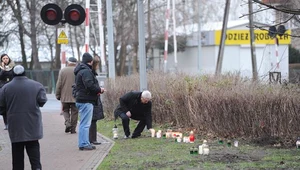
[172,0,178,70]
[85,0,90,53]
[163,0,170,73]
[275,37,279,70]
[58,27,67,68]
[61,47,66,68]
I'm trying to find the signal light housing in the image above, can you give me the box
[40,4,63,25]
[277,25,286,37]
[64,4,86,26]
[41,4,85,26]
[268,26,277,38]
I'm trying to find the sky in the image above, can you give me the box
[0,0,277,62]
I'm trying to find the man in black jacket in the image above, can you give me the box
[74,53,104,150]
[114,90,152,138]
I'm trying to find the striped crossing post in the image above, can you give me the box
[85,0,90,53]
[163,0,170,73]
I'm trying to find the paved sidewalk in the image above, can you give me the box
[0,94,114,170]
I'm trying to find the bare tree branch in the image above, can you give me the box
[252,0,300,15]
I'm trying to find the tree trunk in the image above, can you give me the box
[132,43,138,74]
[18,26,27,69]
[29,0,41,69]
[118,43,127,76]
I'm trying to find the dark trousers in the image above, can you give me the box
[119,113,146,137]
[89,120,97,142]
[62,102,78,132]
[12,140,41,170]
[3,113,7,125]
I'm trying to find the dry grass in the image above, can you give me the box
[102,71,300,146]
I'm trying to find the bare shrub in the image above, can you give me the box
[102,71,300,141]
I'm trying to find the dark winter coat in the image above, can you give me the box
[0,60,15,88]
[0,76,47,143]
[93,97,104,120]
[114,91,152,129]
[74,63,101,104]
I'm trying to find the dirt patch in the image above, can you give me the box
[251,136,295,148]
[202,145,266,164]
[208,152,262,163]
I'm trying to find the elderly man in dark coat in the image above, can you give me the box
[114,90,153,139]
[0,65,47,170]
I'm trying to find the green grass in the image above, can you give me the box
[97,119,300,170]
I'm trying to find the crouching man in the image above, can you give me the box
[114,90,153,139]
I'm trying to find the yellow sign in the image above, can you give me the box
[57,29,69,44]
[58,31,67,38]
[214,29,291,45]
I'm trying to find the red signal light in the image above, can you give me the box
[69,10,80,21]
[64,4,86,26]
[46,9,57,21]
[40,4,62,25]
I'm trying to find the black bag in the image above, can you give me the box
[93,97,104,120]
[72,83,77,98]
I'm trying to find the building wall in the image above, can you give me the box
[166,46,198,74]
[159,21,290,81]
[166,43,289,81]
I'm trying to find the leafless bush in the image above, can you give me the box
[102,71,300,141]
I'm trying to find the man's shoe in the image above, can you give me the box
[131,134,141,139]
[4,125,8,130]
[65,126,71,133]
[71,130,76,134]
[91,141,101,145]
[79,145,96,151]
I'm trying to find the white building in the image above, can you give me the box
[157,20,290,81]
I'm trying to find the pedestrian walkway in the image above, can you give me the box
[0,94,114,170]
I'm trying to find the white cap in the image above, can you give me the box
[13,65,25,75]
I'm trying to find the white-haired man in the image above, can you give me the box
[114,90,153,139]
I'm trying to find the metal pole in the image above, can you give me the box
[197,0,202,74]
[106,0,115,79]
[275,38,279,70]
[215,0,231,76]
[137,0,147,90]
[248,0,258,81]
[97,0,106,73]
[172,0,177,70]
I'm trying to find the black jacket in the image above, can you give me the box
[74,63,101,104]
[114,91,152,129]
[0,68,14,88]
